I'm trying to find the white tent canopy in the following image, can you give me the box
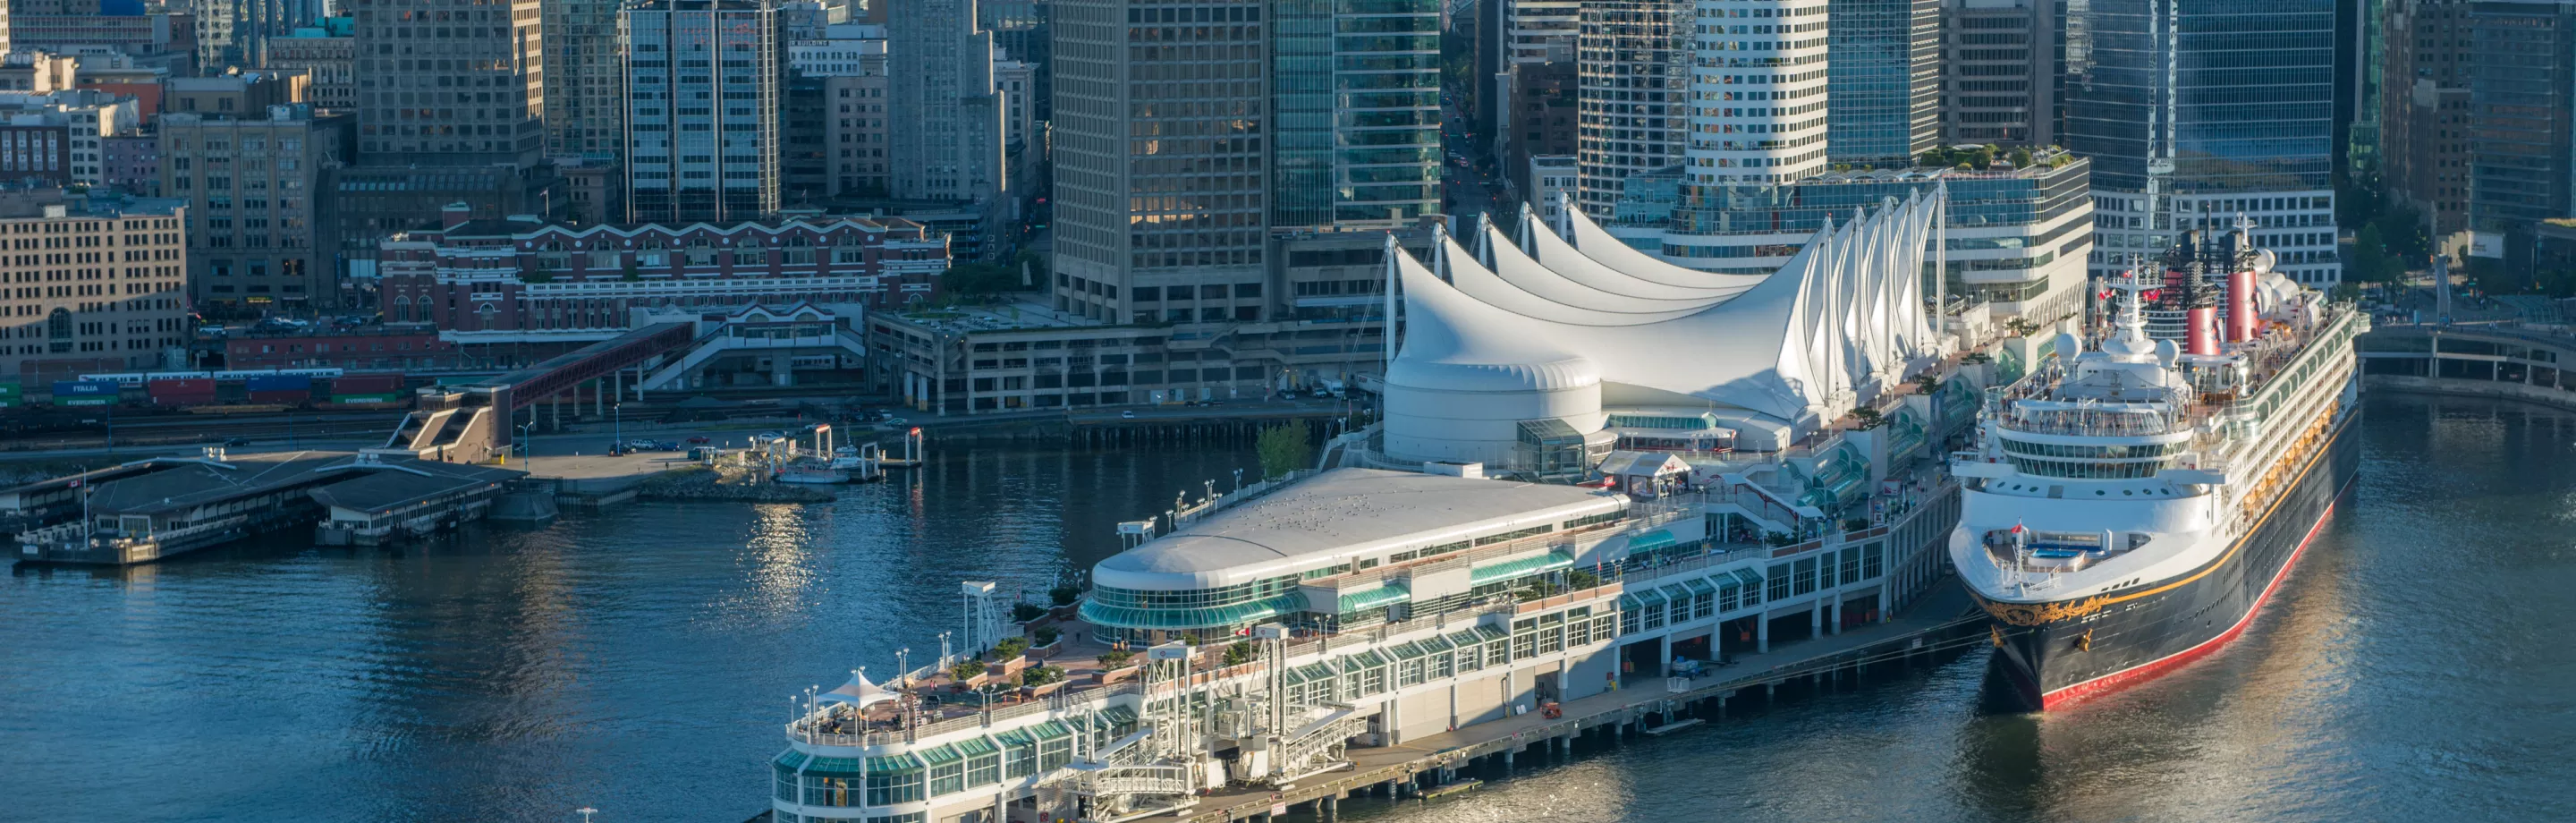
[1381,190,1942,462]
[818,669,898,708]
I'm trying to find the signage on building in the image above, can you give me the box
[2469,232,2504,259]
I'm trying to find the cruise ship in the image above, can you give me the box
[1949,227,2366,709]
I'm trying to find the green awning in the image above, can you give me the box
[1684,577,1716,596]
[1387,640,1433,660]
[1078,594,1305,631]
[1337,581,1411,614]
[1712,573,1741,591]
[867,753,924,776]
[1343,649,1389,670]
[915,743,963,766]
[1445,628,1487,649]
[1295,663,1335,683]
[1470,624,1509,642]
[1470,548,1577,585]
[994,727,1038,748]
[775,751,810,772]
[1100,705,1139,725]
[1628,530,1676,551]
[1619,593,1644,611]
[1633,586,1668,607]
[1418,633,1456,652]
[1659,584,1691,603]
[1030,720,1073,741]
[1732,568,1765,588]
[954,736,999,757]
[802,756,866,778]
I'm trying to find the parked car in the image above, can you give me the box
[222,437,250,446]
[654,440,679,451]
[1120,410,1137,419]
[686,436,712,445]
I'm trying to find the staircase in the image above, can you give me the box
[1270,705,1368,783]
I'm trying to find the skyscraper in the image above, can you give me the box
[1940,0,2054,147]
[1272,0,1440,227]
[545,0,626,162]
[1052,0,1272,323]
[886,0,1004,203]
[1826,0,1940,165]
[622,0,784,224]
[349,0,546,167]
[1573,0,1689,216]
[2382,0,2474,237]
[1682,0,1830,187]
[2466,0,2576,274]
[2063,0,2343,284]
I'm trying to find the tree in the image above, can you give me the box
[994,637,1030,660]
[1224,641,1258,666]
[950,659,987,683]
[1255,423,1311,479]
[2007,147,2034,168]
[1097,649,1134,669]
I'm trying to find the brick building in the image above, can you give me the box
[376,209,949,340]
[0,189,188,386]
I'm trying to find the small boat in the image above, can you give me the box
[775,466,849,484]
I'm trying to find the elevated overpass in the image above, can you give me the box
[379,323,699,462]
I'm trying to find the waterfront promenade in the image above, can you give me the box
[1140,578,1984,823]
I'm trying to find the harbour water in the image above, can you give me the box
[5,393,2573,823]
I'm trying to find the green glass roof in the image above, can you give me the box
[1629,530,1676,550]
[1619,593,1643,611]
[775,750,809,771]
[1732,568,1765,588]
[1445,628,1487,649]
[1387,640,1432,660]
[1633,586,1668,606]
[1713,573,1741,590]
[1419,633,1456,652]
[867,753,924,776]
[803,756,866,778]
[915,743,963,766]
[1099,705,1139,725]
[994,727,1038,748]
[1471,624,1508,641]
[954,735,999,757]
[1343,649,1389,670]
[1079,594,1304,632]
[1659,584,1691,602]
[1337,581,1411,614]
[1030,720,1073,741]
[1684,577,1716,595]
[1470,548,1576,585]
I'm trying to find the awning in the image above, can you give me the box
[1388,640,1434,661]
[1619,593,1644,612]
[1418,633,1457,652]
[1732,568,1765,589]
[1029,720,1074,741]
[867,753,925,776]
[915,743,963,766]
[1290,662,1335,685]
[1470,624,1509,642]
[1343,649,1390,671]
[802,756,866,778]
[775,750,810,773]
[1684,577,1716,596]
[818,669,897,708]
[1658,583,1691,603]
[1627,530,1677,551]
[1337,581,1411,614]
[994,727,1038,749]
[953,735,999,758]
[1099,705,1140,725]
[1469,548,1576,585]
[1712,573,1741,591]
[1632,586,1668,607]
[1445,628,1487,649]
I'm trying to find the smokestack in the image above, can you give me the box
[2226,267,2256,344]
[2186,306,2217,356]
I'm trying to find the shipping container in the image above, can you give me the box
[0,382,17,408]
[247,388,312,404]
[147,378,219,406]
[244,374,314,392]
[51,380,120,405]
[328,393,402,403]
[331,373,406,394]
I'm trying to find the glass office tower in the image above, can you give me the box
[2062,0,2343,284]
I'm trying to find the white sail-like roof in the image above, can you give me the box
[1521,203,1768,294]
[818,669,897,708]
[1388,192,1941,430]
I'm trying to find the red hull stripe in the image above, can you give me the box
[2038,480,2348,709]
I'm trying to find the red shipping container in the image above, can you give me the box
[247,389,311,404]
[147,378,218,406]
[331,373,406,394]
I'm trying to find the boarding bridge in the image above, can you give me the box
[637,322,870,390]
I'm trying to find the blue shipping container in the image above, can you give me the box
[243,374,313,392]
[52,380,118,395]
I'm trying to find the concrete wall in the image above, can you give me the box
[2366,374,2576,412]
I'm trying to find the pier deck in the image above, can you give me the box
[1146,577,1981,823]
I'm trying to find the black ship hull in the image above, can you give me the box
[1978,403,2361,709]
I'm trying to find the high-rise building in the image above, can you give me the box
[159,106,352,311]
[1682,0,1830,188]
[786,22,891,199]
[262,21,356,110]
[349,0,545,167]
[1503,59,1578,199]
[1940,0,2054,147]
[2063,0,2343,284]
[621,0,784,224]
[1272,0,1440,228]
[0,190,190,380]
[1826,0,1939,165]
[1572,0,1689,216]
[2382,0,2475,237]
[886,0,1004,204]
[2467,0,2576,274]
[1051,0,1271,323]
[545,0,625,162]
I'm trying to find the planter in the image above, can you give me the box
[1022,681,1066,699]
[1097,666,1139,685]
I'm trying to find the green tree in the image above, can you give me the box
[1255,423,1311,479]
[950,659,986,682]
[2007,147,2034,168]
[1223,641,1257,666]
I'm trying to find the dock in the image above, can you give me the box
[1140,578,1983,823]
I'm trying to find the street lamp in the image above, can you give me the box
[613,402,623,452]
[518,421,539,472]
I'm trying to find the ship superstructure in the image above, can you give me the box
[1950,225,2367,708]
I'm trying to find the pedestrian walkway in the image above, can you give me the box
[1148,577,1985,823]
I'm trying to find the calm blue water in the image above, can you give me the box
[4,394,2572,823]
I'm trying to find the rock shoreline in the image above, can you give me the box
[636,466,835,503]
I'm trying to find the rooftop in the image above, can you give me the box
[1092,469,1618,589]
[885,302,1109,335]
[306,462,521,514]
